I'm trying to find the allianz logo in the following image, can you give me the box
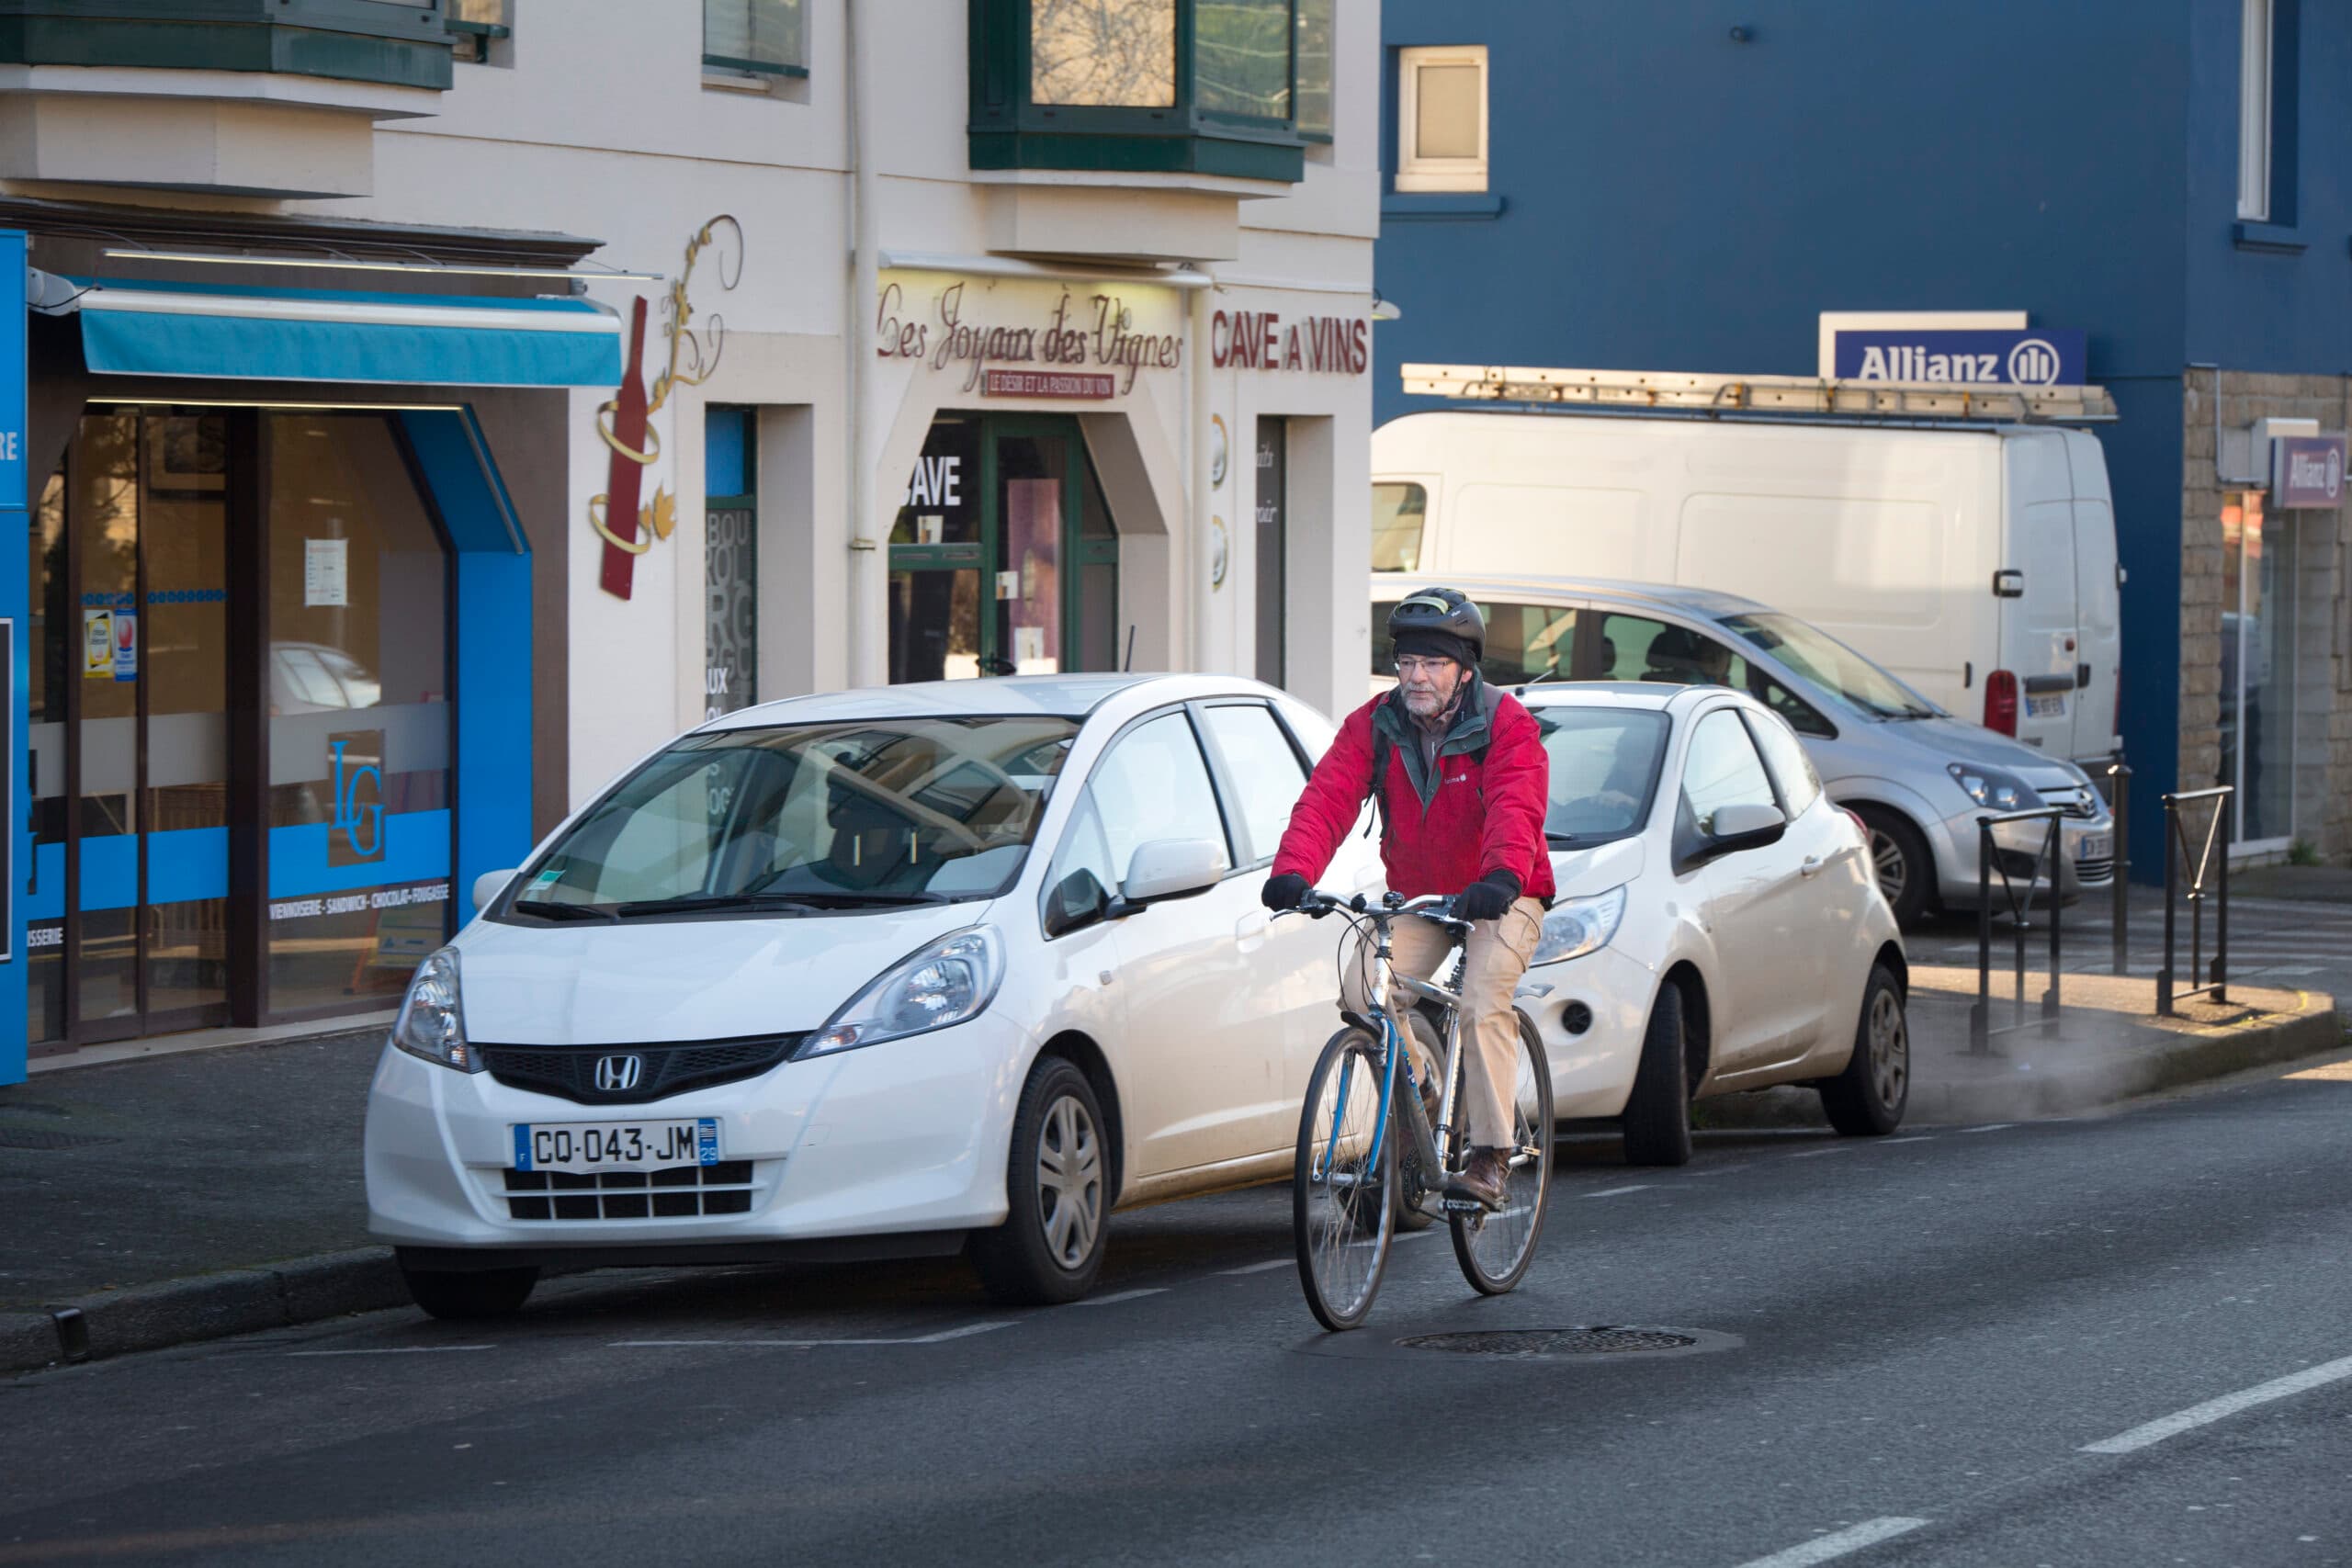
[1854,339,2064,387]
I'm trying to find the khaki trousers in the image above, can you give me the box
[1340,897,1544,1150]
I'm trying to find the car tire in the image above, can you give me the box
[1856,807,1935,929]
[1621,980,1693,1168]
[1820,964,1909,1136]
[394,1252,538,1321]
[968,1056,1110,1305]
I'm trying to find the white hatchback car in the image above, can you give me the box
[364,675,1381,1316]
[1509,683,1909,1162]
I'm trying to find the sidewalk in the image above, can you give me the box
[1702,964,2343,1130]
[3,960,2344,1374]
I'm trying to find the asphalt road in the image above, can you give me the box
[2,1060,2347,1568]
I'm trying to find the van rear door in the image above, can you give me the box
[2000,434,2082,755]
[2064,433,2122,762]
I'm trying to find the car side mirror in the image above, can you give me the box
[1122,838,1225,904]
[1042,866,1113,938]
[472,868,520,913]
[1704,802,1788,860]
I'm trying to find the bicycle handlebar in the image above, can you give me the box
[1285,888,1465,928]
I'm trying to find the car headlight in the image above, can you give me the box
[799,927,1006,1058]
[1947,762,2040,813]
[1531,886,1627,966]
[391,947,479,1072]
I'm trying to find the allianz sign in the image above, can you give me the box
[1833,327,2086,388]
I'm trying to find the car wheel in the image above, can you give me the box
[1621,980,1692,1168]
[1856,807,1934,928]
[968,1056,1110,1305]
[1820,964,1909,1136]
[394,1252,538,1321]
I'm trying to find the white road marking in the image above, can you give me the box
[1879,1136,1935,1145]
[1788,1147,1849,1158]
[284,1345,496,1358]
[615,1321,1015,1348]
[1960,1123,2014,1134]
[1731,1517,1931,1567]
[2080,1353,2352,1454]
[1072,1288,1169,1308]
[1218,1259,1292,1275]
[1583,1184,1655,1198]
[1690,1164,1751,1178]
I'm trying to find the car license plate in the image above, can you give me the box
[512,1119,719,1175]
[2078,833,2111,863]
[2026,694,2066,719]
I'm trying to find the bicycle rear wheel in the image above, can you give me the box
[1294,1027,1396,1331]
[1449,1015,1554,1295]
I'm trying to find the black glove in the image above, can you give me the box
[1261,873,1311,912]
[1454,870,1521,922]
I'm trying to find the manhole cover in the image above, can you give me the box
[1396,1326,1700,1357]
[0,1128,120,1150]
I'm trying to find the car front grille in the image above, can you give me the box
[2075,857,2117,885]
[502,1161,757,1221]
[477,1034,806,1106]
[2039,784,2103,820]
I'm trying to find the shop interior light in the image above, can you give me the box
[99,247,664,283]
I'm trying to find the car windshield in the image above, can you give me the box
[1716,612,1937,719]
[1534,706,1671,844]
[505,715,1081,919]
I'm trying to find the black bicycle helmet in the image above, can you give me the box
[1386,586,1487,665]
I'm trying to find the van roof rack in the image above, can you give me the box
[1401,364,2116,423]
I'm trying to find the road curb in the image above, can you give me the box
[3,1247,407,1376]
[1700,998,2346,1132]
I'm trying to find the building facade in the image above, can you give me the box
[0,0,1383,1084]
[1372,0,2352,877]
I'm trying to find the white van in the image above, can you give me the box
[1371,370,2124,765]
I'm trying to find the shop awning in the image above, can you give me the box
[51,276,623,388]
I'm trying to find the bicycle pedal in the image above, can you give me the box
[1440,1197,1487,1215]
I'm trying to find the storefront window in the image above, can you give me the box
[1031,0,1176,106]
[265,413,451,1015]
[706,406,757,721]
[2220,492,2296,848]
[26,472,65,1045]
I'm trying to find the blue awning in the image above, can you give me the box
[62,277,622,388]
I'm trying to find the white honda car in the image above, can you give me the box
[364,675,1382,1317]
[1510,683,1910,1162]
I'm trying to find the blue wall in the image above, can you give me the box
[1373,0,2272,860]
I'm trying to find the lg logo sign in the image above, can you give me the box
[2005,338,2064,388]
[327,730,385,867]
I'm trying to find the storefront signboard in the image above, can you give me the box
[2271,434,2346,509]
[1831,327,2086,387]
[876,276,1183,396]
[1208,310,1369,375]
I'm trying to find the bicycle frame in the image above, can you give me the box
[1314,899,1466,1191]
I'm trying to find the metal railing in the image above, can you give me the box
[2157,785,2233,1015]
[2102,760,2132,977]
[1970,806,2066,1054]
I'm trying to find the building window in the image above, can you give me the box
[1395,45,1486,193]
[447,0,510,65]
[706,0,808,79]
[971,0,1318,182]
[2238,0,2272,220]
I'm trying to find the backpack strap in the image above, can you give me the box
[1363,726,1390,841]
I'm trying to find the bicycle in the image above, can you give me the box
[1283,889,1555,1331]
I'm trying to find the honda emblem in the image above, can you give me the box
[594,1055,643,1093]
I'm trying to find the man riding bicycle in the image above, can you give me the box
[1261,588,1554,1212]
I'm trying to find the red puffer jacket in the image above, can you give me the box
[1273,679,1555,901]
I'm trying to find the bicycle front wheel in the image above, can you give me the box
[1294,1026,1396,1331]
[1449,1015,1554,1295]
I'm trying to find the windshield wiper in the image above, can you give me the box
[769,889,957,907]
[1546,831,1606,848]
[612,894,818,918]
[511,898,618,923]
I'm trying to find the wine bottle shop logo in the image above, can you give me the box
[328,730,386,867]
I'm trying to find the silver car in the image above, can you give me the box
[1368,575,2118,927]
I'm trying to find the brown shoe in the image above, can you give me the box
[1444,1146,1510,1212]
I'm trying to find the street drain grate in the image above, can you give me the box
[1396,1327,1700,1357]
[0,1127,121,1151]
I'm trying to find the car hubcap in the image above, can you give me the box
[1870,829,1908,901]
[1035,1094,1102,1269]
[1868,989,1908,1110]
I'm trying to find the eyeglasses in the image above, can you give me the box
[1394,655,1455,676]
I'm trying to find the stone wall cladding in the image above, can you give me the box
[2181,369,2352,862]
